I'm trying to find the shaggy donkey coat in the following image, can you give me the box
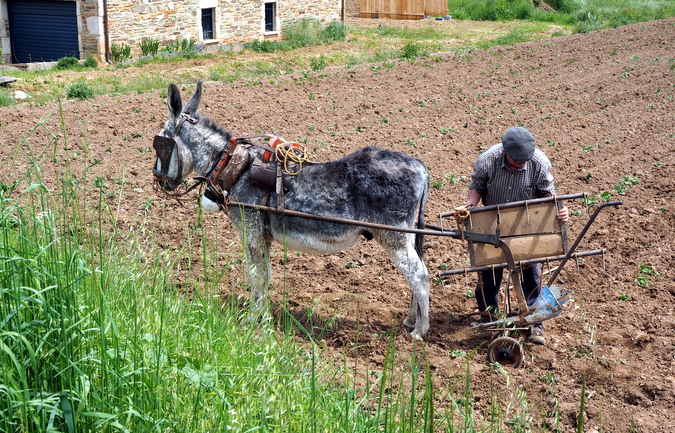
[154,81,431,339]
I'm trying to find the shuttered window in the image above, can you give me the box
[7,0,79,63]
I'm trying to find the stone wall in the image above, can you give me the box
[107,0,342,57]
[0,0,341,64]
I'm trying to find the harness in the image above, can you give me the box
[204,135,307,210]
[152,115,307,209]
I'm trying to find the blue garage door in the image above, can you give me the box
[8,0,79,63]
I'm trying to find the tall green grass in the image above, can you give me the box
[447,0,675,32]
[1,111,602,432]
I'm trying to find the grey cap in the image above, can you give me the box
[502,127,536,162]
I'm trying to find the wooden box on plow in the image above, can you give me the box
[466,201,568,267]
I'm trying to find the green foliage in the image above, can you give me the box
[139,37,160,56]
[447,0,674,30]
[448,0,534,21]
[67,80,95,99]
[248,39,282,53]
[55,56,79,69]
[0,88,15,107]
[310,54,327,70]
[613,176,639,195]
[111,42,132,62]
[283,18,347,49]
[83,54,98,68]
[478,29,531,48]
[400,42,430,59]
[163,37,196,54]
[635,264,658,288]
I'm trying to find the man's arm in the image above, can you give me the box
[466,189,481,208]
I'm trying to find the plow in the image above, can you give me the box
[223,189,621,367]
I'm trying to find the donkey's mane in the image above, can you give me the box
[197,113,232,142]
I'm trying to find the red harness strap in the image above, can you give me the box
[208,137,239,185]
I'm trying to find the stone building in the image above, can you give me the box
[0,0,343,64]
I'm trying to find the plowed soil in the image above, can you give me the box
[1,18,673,433]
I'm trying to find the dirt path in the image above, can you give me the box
[1,18,673,432]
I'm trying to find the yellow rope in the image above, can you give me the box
[275,143,308,175]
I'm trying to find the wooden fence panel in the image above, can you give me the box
[360,0,425,20]
[425,0,448,16]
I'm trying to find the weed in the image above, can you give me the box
[345,261,359,269]
[618,292,630,301]
[310,55,327,71]
[84,54,98,68]
[431,180,445,189]
[67,81,95,100]
[444,173,465,184]
[0,88,15,107]
[439,126,455,135]
[406,138,417,148]
[613,176,639,195]
[635,264,658,288]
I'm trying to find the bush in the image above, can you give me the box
[548,0,580,14]
[84,54,98,68]
[248,40,281,53]
[322,21,347,42]
[55,56,79,70]
[139,37,160,56]
[67,81,95,100]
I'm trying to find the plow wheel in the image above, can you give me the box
[487,336,524,368]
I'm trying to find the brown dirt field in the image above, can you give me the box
[1,18,673,433]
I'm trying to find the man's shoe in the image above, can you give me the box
[529,325,545,345]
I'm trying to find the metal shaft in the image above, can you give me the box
[545,201,622,287]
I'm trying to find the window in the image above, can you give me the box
[201,8,215,40]
[264,2,276,33]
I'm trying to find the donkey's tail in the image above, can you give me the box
[415,180,429,260]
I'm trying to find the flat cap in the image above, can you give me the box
[502,127,536,162]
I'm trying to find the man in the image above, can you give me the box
[462,126,568,345]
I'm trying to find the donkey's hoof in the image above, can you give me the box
[409,329,424,341]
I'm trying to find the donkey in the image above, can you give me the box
[152,81,431,340]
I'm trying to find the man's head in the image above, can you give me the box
[502,127,536,163]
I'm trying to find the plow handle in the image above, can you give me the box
[545,201,623,288]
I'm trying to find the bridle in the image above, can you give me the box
[152,113,199,192]
[152,112,241,200]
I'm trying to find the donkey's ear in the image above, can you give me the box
[183,80,203,115]
[167,83,183,121]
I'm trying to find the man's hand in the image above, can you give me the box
[557,206,569,223]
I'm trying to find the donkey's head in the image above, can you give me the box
[152,80,231,191]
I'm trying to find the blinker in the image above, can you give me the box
[152,135,183,190]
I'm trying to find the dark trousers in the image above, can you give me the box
[475,264,543,325]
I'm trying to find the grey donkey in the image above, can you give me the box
[152,81,431,340]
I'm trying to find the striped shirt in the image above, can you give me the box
[469,143,555,206]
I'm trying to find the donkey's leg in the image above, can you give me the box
[233,213,273,319]
[379,233,430,340]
